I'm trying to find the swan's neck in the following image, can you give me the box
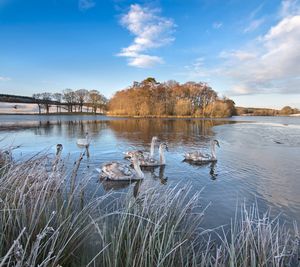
[53,150,62,171]
[56,149,62,156]
[133,160,144,178]
[85,146,90,158]
[159,147,166,165]
[211,142,216,160]
[150,138,155,158]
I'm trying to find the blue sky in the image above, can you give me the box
[0,0,300,108]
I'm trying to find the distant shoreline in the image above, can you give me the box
[0,112,300,118]
[0,112,231,118]
[239,113,300,117]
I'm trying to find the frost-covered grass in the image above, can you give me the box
[0,152,299,266]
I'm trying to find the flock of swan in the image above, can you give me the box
[0,133,220,183]
[74,133,221,182]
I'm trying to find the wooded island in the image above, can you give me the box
[109,78,236,117]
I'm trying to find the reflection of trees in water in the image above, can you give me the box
[34,121,56,136]
[63,120,109,139]
[5,118,234,146]
[0,120,62,134]
[28,120,109,139]
[55,120,63,136]
[108,119,233,145]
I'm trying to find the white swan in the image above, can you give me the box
[124,136,158,160]
[184,140,220,163]
[139,143,169,167]
[56,144,63,156]
[76,132,90,147]
[52,144,63,172]
[98,155,144,181]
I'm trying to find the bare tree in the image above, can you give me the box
[52,93,62,113]
[75,89,89,112]
[32,93,43,114]
[88,90,106,114]
[62,89,76,112]
[40,92,52,114]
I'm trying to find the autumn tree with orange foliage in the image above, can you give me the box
[108,78,236,117]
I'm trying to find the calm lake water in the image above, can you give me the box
[1,115,300,228]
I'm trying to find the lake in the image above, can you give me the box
[0,114,300,228]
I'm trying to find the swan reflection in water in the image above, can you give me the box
[76,132,91,158]
[184,159,218,180]
[100,166,167,196]
[134,166,168,198]
[209,162,218,180]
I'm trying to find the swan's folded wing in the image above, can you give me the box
[100,161,140,180]
[139,157,158,166]
[76,138,84,145]
[124,150,143,159]
[102,162,123,177]
[118,164,133,176]
[185,151,209,161]
[77,139,90,146]
[184,151,198,160]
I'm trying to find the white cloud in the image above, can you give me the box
[241,3,265,34]
[179,58,220,83]
[244,18,265,33]
[219,50,257,61]
[128,54,163,68]
[181,1,300,98]
[213,22,223,29]
[0,76,11,81]
[280,0,300,17]
[183,58,211,78]
[79,0,95,11]
[218,3,300,96]
[117,4,175,68]
[231,84,254,95]
[249,3,264,20]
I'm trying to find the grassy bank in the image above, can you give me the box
[0,153,299,266]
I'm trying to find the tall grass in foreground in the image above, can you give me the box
[0,153,299,266]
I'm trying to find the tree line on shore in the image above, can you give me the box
[32,89,107,114]
[236,106,300,116]
[108,78,236,117]
[31,78,298,117]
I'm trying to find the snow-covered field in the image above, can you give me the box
[0,102,90,114]
[0,102,38,113]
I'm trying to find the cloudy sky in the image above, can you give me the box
[0,0,299,108]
